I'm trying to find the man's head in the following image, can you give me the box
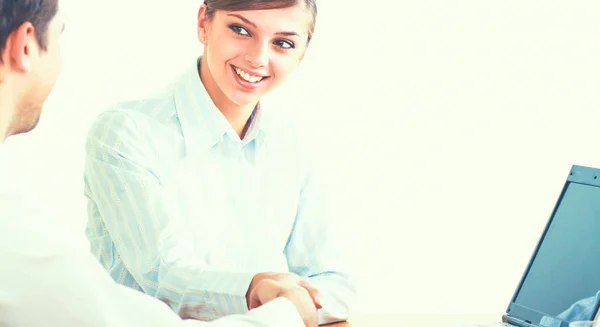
[0,0,63,141]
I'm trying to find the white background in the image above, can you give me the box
[5,0,600,316]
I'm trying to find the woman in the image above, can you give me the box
[83,0,355,325]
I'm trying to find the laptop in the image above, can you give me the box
[458,164,600,327]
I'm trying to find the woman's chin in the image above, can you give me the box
[224,90,263,108]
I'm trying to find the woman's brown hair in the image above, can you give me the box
[203,0,317,43]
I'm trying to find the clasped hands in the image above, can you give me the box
[246,272,322,327]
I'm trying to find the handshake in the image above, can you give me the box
[246,272,322,327]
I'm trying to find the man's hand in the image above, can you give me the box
[246,272,322,327]
[246,272,322,310]
[248,278,319,327]
[280,286,320,327]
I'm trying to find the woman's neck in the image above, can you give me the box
[198,57,256,139]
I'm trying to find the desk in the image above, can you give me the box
[327,314,499,327]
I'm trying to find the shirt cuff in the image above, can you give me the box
[318,310,347,326]
[248,297,304,327]
[199,270,257,315]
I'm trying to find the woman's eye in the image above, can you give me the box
[274,40,295,49]
[229,24,250,36]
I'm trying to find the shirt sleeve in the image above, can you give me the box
[0,180,305,327]
[283,146,358,326]
[555,291,600,322]
[538,291,600,327]
[83,109,257,320]
[70,247,305,327]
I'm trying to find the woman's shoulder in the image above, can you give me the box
[88,86,179,138]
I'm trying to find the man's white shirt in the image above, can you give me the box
[0,144,305,327]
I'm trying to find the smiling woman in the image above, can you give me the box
[82,0,356,326]
[198,0,317,133]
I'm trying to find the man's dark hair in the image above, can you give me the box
[0,0,58,61]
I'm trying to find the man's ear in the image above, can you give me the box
[197,4,209,44]
[6,21,37,73]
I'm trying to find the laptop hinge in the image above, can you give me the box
[503,315,535,327]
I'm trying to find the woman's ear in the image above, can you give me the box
[197,4,209,44]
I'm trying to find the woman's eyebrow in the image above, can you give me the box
[227,13,300,37]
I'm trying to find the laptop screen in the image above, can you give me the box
[507,166,600,327]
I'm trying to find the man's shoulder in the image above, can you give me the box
[0,187,124,326]
[0,187,79,256]
[0,145,80,244]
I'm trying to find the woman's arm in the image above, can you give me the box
[84,109,258,320]
[283,148,358,325]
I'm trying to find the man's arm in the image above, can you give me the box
[0,185,305,327]
[84,109,257,320]
[283,150,357,325]
[61,248,306,327]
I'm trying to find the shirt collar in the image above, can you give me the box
[173,57,269,155]
[243,103,267,148]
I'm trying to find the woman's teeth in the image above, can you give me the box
[235,66,264,83]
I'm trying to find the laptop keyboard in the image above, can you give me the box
[446,323,512,327]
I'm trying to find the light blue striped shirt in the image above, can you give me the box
[83,58,355,324]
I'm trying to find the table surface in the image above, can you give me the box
[327,314,501,327]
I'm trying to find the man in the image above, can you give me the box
[0,1,319,326]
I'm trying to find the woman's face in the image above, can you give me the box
[198,3,312,107]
